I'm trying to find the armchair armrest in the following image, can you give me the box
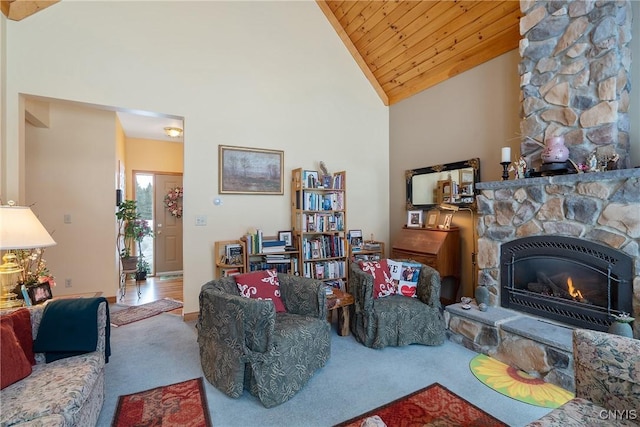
[348,263,375,314]
[277,274,327,319]
[415,265,442,308]
[573,329,640,411]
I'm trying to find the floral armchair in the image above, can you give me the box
[197,274,331,408]
[348,261,446,349]
[527,329,640,426]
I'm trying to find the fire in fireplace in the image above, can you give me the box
[500,236,633,332]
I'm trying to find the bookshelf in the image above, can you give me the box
[214,239,246,278]
[291,168,348,290]
[349,240,385,263]
[243,233,299,275]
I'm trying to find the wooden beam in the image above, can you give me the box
[316,0,389,106]
[1,0,59,21]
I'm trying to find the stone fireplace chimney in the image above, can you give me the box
[519,0,632,170]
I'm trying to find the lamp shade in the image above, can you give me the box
[0,206,56,250]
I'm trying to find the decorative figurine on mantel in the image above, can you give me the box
[515,156,527,179]
[587,151,598,172]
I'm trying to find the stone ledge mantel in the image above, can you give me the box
[477,168,640,191]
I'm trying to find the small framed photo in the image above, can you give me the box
[407,210,423,228]
[426,211,439,229]
[302,170,319,188]
[278,230,293,247]
[27,282,52,305]
[442,213,454,229]
[348,229,363,249]
[460,169,474,183]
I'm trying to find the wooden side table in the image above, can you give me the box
[326,288,354,336]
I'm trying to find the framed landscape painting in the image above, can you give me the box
[219,145,284,194]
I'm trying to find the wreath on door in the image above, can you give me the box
[164,186,183,218]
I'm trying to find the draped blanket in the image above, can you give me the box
[33,297,111,363]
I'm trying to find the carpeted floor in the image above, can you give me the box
[470,353,574,408]
[335,382,508,427]
[97,310,552,426]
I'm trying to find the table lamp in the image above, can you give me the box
[0,203,56,308]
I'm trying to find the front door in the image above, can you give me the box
[154,174,183,274]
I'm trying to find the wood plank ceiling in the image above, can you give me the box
[317,0,523,105]
[2,0,523,106]
[1,0,58,21]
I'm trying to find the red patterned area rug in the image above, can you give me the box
[335,383,507,427]
[112,377,212,427]
[110,298,183,327]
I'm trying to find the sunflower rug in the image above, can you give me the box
[470,354,574,408]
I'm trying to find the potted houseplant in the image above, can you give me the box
[136,257,151,281]
[133,218,154,279]
[116,200,141,270]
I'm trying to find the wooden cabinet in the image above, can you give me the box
[214,239,246,278]
[291,168,347,289]
[391,227,460,305]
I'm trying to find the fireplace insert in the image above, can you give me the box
[500,236,633,331]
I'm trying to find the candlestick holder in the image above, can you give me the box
[501,162,510,181]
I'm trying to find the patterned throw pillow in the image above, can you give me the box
[359,260,395,299]
[397,262,421,298]
[0,316,32,389]
[235,270,286,313]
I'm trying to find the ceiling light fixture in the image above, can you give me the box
[164,127,183,138]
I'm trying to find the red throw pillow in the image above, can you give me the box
[359,260,395,299]
[0,317,32,389]
[235,270,286,313]
[5,308,35,365]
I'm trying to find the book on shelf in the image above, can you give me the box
[353,253,381,262]
[363,241,381,250]
[261,246,286,253]
[224,243,243,265]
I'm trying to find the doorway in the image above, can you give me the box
[133,171,183,275]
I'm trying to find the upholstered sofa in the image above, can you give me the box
[349,260,446,349]
[0,299,108,426]
[198,273,331,408]
[527,329,640,426]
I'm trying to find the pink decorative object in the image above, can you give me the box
[541,136,569,163]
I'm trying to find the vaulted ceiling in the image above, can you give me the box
[3,0,523,106]
[317,0,522,105]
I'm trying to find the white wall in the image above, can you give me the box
[25,103,117,295]
[3,1,389,313]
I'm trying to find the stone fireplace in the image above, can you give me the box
[445,169,639,391]
[476,156,640,333]
[445,0,637,392]
[501,234,634,331]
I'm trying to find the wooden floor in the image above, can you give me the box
[118,274,183,315]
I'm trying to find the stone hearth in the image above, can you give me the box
[446,169,639,391]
